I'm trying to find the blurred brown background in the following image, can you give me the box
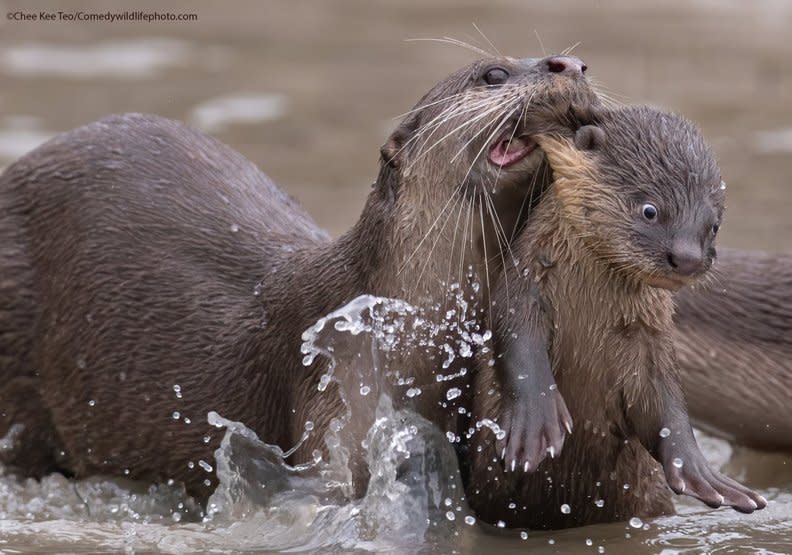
[1,0,790,247]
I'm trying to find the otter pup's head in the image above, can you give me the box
[379,55,599,199]
[539,106,725,290]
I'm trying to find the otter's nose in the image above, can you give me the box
[667,244,703,276]
[545,56,587,77]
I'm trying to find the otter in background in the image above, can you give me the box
[674,248,792,450]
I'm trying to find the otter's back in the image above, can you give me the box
[0,113,328,386]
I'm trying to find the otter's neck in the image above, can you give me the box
[360,170,490,310]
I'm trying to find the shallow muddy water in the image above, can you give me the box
[1,0,791,553]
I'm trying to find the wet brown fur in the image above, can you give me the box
[465,108,765,529]
[468,132,676,528]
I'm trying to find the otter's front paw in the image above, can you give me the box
[498,387,572,473]
[661,448,767,513]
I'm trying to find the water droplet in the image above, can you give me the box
[464,515,476,525]
[304,421,314,431]
[595,499,605,508]
[496,520,506,528]
[88,399,96,407]
[203,435,211,444]
[446,431,457,443]
[172,411,180,420]
[77,357,87,369]
[548,539,555,545]
[672,457,684,468]
[198,460,213,473]
[520,531,528,540]
[560,503,571,514]
[171,511,182,522]
[406,387,422,398]
[659,427,671,438]
[230,223,239,233]
[445,510,456,521]
[183,417,191,424]
[623,483,630,490]
[444,497,453,507]
[508,502,516,509]
[446,387,462,401]
[629,516,643,528]
[359,385,371,396]
[598,547,606,553]
[187,461,195,469]
[586,538,593,546]
[204,479,211,487]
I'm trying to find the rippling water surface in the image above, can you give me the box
[1,0,790,552]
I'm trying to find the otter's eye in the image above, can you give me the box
[712,222,720,234]
[483,67,509,86]
[641,203,658,221]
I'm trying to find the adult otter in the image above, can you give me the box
[674,248,792,450]
[0,55,597,500]
[467,106,766,529]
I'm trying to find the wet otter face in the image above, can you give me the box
[380,55,598,199]
[544,106,725,290]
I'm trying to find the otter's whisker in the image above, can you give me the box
[397,182,466,276]
[561,42,582,56]
[478,194,493,324]
[404,37,492,58]
[449,92,523,164]
[394,96,499,170]
[393,90,476,120]
[411,189,465,297]
[408,96,513,170]
[458,99,522,188]
[533,29,547,57]
[472,23,502,58]
[483,192,515,315]
[511,157,547,242]
[446,181,472,288]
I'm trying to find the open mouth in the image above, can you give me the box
[487,131,538,168]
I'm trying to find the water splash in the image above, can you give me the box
[0,294,782,553]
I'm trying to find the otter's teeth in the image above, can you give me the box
[504,136,527,152]
[488,134,537,168]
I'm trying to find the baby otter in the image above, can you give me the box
[468,106,767,529]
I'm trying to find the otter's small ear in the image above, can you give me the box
[574,125,606,151]
[380,116,419,168]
